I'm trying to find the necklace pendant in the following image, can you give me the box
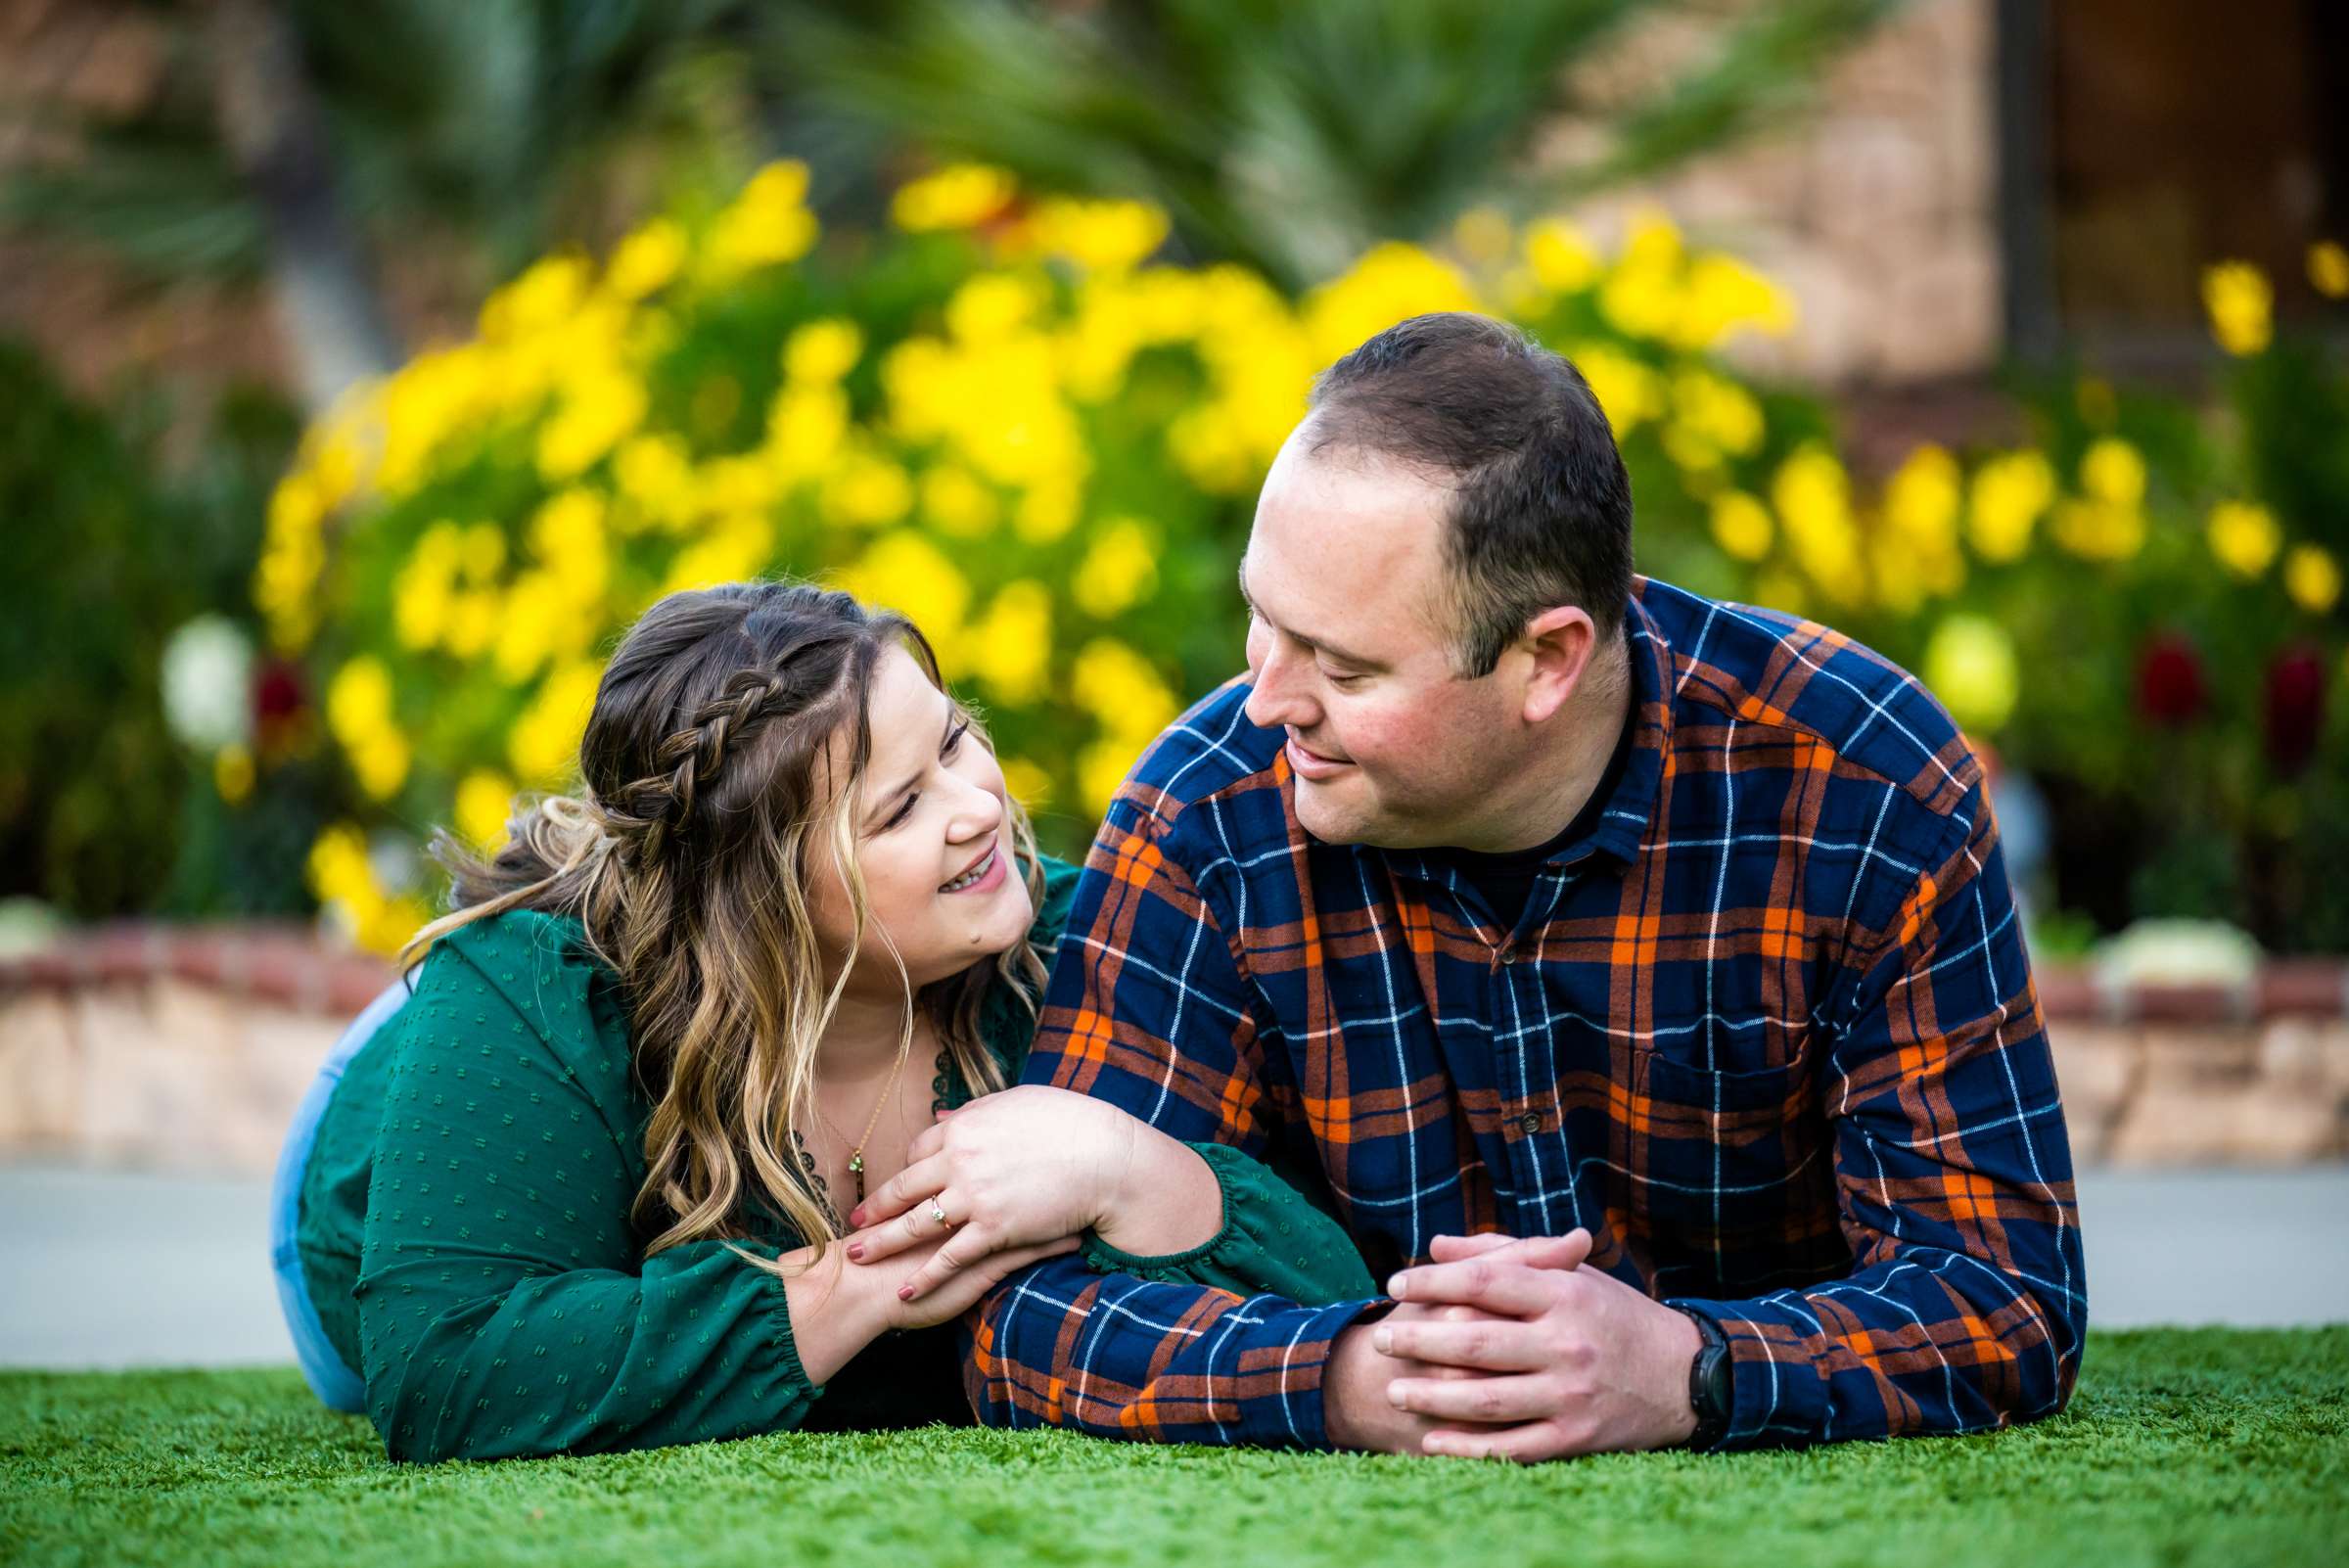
[848,1150,865,1204]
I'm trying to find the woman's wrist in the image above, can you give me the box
[1090,1126,1223,1258]
[777,1241,890,1386]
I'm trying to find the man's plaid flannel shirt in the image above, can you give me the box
[965,575,2086,1452]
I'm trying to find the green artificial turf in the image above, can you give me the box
[4,1328,2344,1568]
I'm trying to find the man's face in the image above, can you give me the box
[1239,437,1524,848]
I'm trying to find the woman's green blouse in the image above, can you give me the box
[296,854,1373,1462]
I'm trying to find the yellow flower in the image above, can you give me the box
[455,769,516,850]
[1886,445,1961,549]
[834,532,973,656]
[2206,500,2281,578]
[1078,739,1140,818]
[1072,517,1160,618]
[326,657,395,751]
[2201,260,2274,356]
[2312,241,2349,300]
[945,274,1045,344]
[1708,491,1773,562]
[1921,615,2018,734]
[2050,499,2144,563]
[1072,637,1178,740]
[481,255,590,343]
[892,163,1016,232]
[605,217,685,300]
[784,318,864,385]
[212,744,255,807]
[704,161,818,281]
[1027,197,1171,273]
[1966,451,2054,563]
[1304,242,1479,364]
[392,523,462,650]
[967,580,1054,704]
[2284,544,2342,614]
[765,383,851,484]
[350,727,411,801]
[920,464,1000,538]
[1571,344,1662,434]
[536,369,647,482]
[1676,253,1796,345]
[508,660,603,785]
[1524,219,1600,294]
[2079,438,2146,507]
[530,489,610,608]
[613,433,695,527]
[1450,206,1513,265]
[305,822,376,911]
[441,589,501,660]
[1013,475,1083,543]
[820,449,915,529]
[661,513,775,600]
[1672,370,1764,456]
[1772,446,1865,604]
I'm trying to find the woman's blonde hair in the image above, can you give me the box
[399,581,1049,1272]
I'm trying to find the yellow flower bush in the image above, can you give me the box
[263,164,2349,950]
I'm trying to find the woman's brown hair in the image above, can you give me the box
[399,580,1049,1270]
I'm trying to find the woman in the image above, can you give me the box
[272,581,1370,1462]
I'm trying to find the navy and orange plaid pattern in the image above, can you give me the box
[965,576,2086,1452]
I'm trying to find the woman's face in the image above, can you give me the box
[807,644,1035,989]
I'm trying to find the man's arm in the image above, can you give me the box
[1665,781,2088,1448]
[962,808,1384,1447]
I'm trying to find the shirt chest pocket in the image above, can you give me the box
[1628,1045,1826,1248]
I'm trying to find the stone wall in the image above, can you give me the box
[1560,0,2004,389]
[3,921,2344,1176]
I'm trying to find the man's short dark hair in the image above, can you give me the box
[1304,311,1634,676]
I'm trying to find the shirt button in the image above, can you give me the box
[1518,1112,1543,1134]
[1497,947,1520,965]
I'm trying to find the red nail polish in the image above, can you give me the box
[847,1244,864,1262]
[898,1284,914,1301]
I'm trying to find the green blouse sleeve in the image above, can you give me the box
[1080,1141,1375,1306]
[987,855,1374,1307]
[352,917,818,1462]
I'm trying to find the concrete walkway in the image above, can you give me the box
[3,1163,2344,1370]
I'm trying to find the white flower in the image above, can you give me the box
[160,615,254,752]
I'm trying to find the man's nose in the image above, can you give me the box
[1243,640,1319,733]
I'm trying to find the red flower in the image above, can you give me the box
[2262,644,2327,776]
[2135,631,2208,727]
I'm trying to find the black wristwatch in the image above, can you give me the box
[1677,1307,1731,1451]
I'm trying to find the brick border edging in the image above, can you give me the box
[1,925,2343,1026]
[2034,960,2349,1025]
[0,924,398,1019]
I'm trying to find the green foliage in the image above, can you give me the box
[0,340,320,919]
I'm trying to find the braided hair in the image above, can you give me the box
[403,581,1051,1264]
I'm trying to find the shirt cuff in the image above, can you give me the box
[1662,1293,1825,1451]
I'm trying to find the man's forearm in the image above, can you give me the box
[967,1253,1378,1447]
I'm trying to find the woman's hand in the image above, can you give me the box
[843,1084,1218,1302]
[783,1231,1082,1384]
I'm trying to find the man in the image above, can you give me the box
[963,312,2085,1457]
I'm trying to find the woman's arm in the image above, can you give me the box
[847,1086,1373,1307]
[354,945,1062,1462]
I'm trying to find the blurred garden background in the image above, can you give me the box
[2,0,2346,1366]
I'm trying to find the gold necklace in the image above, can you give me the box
[817,1038,911,1206]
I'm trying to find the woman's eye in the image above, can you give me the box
[883,793,918,830]
[944,719,970,757]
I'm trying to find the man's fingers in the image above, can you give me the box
[1421,1419,1572,1463]
[904,1119,948,1167]
[849,1152,947,1229]
[1427,1233,1520,1262]
[1388,1374,1565,1425]
[1372,1316,1549,1371]
[1385,1258,1563,1316]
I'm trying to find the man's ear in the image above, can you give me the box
[1517,606,1596,725]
